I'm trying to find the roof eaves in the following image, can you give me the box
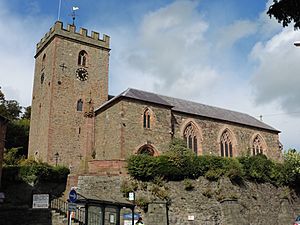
[171,108,280,133]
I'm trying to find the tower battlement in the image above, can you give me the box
[35,21,110,57]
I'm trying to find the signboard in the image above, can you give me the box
[128,192,135,201]
[109,214,115,223]
[69,189,78,203]
[32,194,49,208]
[188,215,195,221]
[68,202,77,212]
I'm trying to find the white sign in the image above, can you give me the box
[124,220,138,225]
[188,215,195,221]
[128,192,135,201]
[32,194,49,208]
[109,214,115,223]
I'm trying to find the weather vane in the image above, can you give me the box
[57,0,79,25]
[70,6,79,26]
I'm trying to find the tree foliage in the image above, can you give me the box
[2,159,70,184]
[267,0,300,30]
[5,119,30,155]
[0,88,30,158]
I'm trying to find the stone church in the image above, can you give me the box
[28,21,282,175]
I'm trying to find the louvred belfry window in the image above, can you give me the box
[78,50,87,67]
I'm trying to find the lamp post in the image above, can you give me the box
[54,152,59,166]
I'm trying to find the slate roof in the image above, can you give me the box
[96,88,279,133]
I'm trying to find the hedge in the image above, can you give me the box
[127,152,300,187]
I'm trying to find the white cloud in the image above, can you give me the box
[257,0,282,38]
[0,1,52,107]
[250,28,300,112]
[121,0,218,98]
[216,20,257,50]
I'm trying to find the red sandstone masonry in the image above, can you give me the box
[88,160,128,175]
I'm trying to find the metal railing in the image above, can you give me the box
[51,197,86,225]
[51,197,68,216]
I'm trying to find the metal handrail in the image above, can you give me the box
[51,198,68,216]
[51,197,86,225]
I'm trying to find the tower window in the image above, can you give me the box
[78,50,87,67]
[220,130,233,157]
[77,99,83,111]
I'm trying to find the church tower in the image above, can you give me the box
[28,21,110,173]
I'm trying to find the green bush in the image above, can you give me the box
[2,159,70,184]
[127,155,159,180]
[127,141,300,187]
[238,154,275,183]
[3,147,25,165]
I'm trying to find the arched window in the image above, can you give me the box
[252,135,264,155]
[137,145,155,156]
[220,130,233,157]
[143,109,151,129]
[77,99,83,111]
[184,123,198,155]
[78,50,87,67]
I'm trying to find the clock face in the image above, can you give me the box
[76,68,88,81]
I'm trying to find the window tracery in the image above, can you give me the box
[252,135,264,155]
[220,130,233,157]
[138,145,155,156]
[184,123,198,155]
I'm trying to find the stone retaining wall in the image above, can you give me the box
[77,175,300,225]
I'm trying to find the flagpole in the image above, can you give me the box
[57,0,62,21]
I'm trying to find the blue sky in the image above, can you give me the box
[1,0,300,150]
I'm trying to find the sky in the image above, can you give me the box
[0,0,300,150]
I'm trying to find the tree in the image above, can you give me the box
[267,0,300,30]
[0,89,30,158]
[5,119,30,156]
[22,106,31,120]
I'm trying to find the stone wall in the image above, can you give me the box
[77,175,300,225]
[94,99,172,160]
[173,113,282,161]
[94,98,281,163]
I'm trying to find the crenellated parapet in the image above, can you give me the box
[35,21,110,57]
